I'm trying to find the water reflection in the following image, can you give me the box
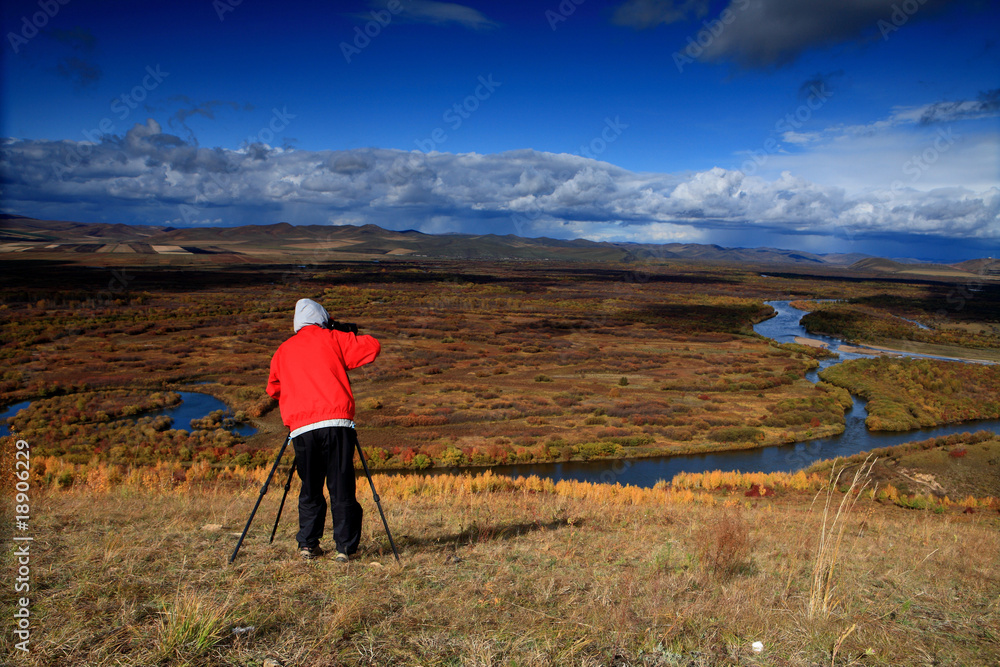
[0,392,256,439]
[144,391,257,437]
[0,401,32,438]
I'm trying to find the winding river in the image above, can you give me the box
[3,303,996,485]
[478,300,1000,487]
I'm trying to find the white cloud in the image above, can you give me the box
[368,0,499,29]
[759,93,1000,194]
[1,118,997,248]
[781,131,820,145]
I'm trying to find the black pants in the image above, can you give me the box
[292,427,363,554]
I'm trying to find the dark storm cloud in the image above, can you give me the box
[798,70,844,100]
[49,27,97,52]
[694,0,964,68]
[611,0,710,28]
[48,26,101,88]
[55,56,102,89]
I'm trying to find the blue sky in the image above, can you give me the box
[2,0,998,261]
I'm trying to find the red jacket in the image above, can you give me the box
[267,325,381,432]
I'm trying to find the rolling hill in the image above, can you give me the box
[1,214,994,275]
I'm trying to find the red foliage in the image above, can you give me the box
[745,483,775,497]
[949,448,967,458]
[399,413,449,427]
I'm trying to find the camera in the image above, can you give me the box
[327,320,359,334]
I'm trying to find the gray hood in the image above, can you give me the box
[293,298,330,333]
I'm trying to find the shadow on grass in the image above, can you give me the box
[396,517,581,549]
[1,258,741,296]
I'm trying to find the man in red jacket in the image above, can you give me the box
[267,298,381,561]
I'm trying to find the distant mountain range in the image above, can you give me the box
[1,214,995,278]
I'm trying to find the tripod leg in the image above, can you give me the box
[354,437,400,562]
[229,434,292,564]
[269,456,297,544]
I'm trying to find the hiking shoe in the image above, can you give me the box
[299,545,325,561]
[334,552,349,564]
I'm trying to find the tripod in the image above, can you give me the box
[229,433,292,564]
[229,431,400,563]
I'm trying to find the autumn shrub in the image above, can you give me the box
[360,397,383,410]
[820,357,1000,431]
[694,508,753,578]
[399,413,449,427]
[362,447,389,467]
[437,447,465,467]
[708,426,762,443]
[574,441,623,458]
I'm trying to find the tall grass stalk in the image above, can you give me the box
[156,557,230,661]
[808,455,877,620]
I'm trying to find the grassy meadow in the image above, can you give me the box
[0,432,998,666]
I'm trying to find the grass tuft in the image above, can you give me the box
[807,454,877,620]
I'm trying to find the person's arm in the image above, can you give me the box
[339,331,381,370]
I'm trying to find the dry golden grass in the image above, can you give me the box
[1,466,998,666]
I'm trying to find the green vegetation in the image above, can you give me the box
[807,430,1000,500]
[5,390,260,465]
[801,298,1000,352]
[819,357,1000,430]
